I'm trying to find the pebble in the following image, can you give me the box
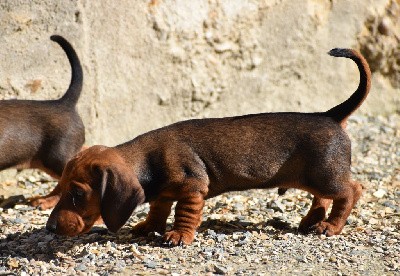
[373,189,386,198]
[75,263,87,271]
[144,260,156,269]
[216,234,226,242]
[214,264,228,274]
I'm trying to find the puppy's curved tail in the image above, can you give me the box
[325,48,371,126]
[51,35,83,107]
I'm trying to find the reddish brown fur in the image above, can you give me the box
[47,48,370,246]
[0,35,85,210]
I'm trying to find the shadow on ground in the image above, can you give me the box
[0,216,298,262]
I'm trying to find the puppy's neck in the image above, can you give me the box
[135,169,162,203]
[113,146,160,203]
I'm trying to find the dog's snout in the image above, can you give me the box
[46,222,57,233]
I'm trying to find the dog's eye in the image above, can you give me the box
[72,187,85,198]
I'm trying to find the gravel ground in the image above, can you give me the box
[0,114,399,275]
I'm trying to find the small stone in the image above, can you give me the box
[216,234,226,242]
[233,203,245,211]
[136,211,147,218]
[7,258,19,268]
[373,189,386,198]
[232,232,241,240]
[238,237,249,245]
[12,217,25,224]
[369,218,379,225]
[145,261,156,269]
[214,264,228,275]
[207,229,217,238]
[75,263,87,271]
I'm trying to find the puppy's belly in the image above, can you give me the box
[204,156,304,199]
[205,174,283,199]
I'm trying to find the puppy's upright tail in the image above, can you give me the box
[325,48,371,126]
[51,35,83,107]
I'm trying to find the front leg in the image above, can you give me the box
[163,192,205,246]
[132,199,173,236]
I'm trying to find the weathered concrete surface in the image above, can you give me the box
[0,0,399,182]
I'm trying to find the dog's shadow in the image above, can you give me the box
[198,217,297,235]
[0,227,108,262]
[0,216,298,262]
[0,227,124,262]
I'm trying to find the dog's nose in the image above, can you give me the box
[46,222,57,233]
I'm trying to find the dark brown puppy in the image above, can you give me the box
[46,48,370,246]
[1,35,85,210]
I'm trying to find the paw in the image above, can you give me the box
[314,221,343,237]
[298,216,325,234]
[298,207,328,234]
[163,230,194,247]
[131,221,166,236]
[28,195,60,210]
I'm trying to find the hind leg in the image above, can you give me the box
[298,197,332,233]
[314,180,362,236]
[29,132,84,210]
[315,180,362,236]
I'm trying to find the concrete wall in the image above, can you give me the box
[0,0,399,181]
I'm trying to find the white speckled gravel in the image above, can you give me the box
[1,114,399,275]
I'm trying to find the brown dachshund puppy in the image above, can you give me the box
[47,48,370,246]
[0,35,85,210]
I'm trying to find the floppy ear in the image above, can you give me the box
[95,165,145,233]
